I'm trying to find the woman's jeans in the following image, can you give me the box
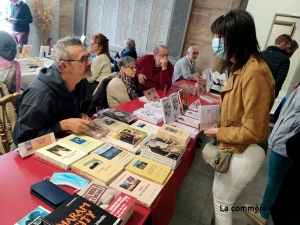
[260,151,293,219]
[213,144,265,225]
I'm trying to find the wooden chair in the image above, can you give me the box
[0,92,21,153]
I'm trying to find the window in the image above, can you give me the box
[0,2,12,32]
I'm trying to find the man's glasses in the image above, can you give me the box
[64,55,90,64]
[192,52,199,55]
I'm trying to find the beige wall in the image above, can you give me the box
[58,0,240,72]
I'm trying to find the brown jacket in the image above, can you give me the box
[216,56,275,153]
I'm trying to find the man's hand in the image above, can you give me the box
[192,72,200,81]
[79,113,92,121]
[138,74,147,85]
[7,18,16,24]
[160,58,168,70]
[60,118,93,133]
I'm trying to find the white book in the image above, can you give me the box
[176,115,200,129]
[189,99,200,111]
[169,121,200,138]
[200,95,220,103]
[138,96,150,103]
[130,120,160,135]
[198,105,220,131]
[184,109,198,120]
[160,97,174,124]
[144,101,163,114]
[133,108,163,124]
[169,93,181,120]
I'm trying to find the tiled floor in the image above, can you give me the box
[169,132,270,225]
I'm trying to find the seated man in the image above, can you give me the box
[172,46,200,82]
[112,38,137,72]
[136,45,174,92]
[12,36,94,145]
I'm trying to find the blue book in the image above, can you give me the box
[15,206,50,225]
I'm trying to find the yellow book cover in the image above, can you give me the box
[35,142,88,170]
[125,155,172,185]
[71,154,124,185]
[92,143,135,167]
[156,124,191,146]
[129,120,160,135]
[93,117,128,132]
[57,134,104,154]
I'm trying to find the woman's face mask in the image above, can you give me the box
[212,38,226,59]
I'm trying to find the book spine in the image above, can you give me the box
[35,152,68,170]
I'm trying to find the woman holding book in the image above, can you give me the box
[87,33,112,93]
[106,56,138,107]
[203,9,275,225]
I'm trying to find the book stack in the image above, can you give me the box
[133,108,163,124]
[93,116,128,132]
[103,108,137,124]
[78,180,136,225]
[157,124,191,146]
[144,101,163,114]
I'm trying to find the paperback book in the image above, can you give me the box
[109,170,163,208]
[129,120,160,135]
[176,115,200,129]
[197,77,208,95]
[198,105,220,131]
[143,87,160,102]
[169,93,181,120]
[200,94,220,103]
[138,96,150,103]
[156,124,191,146]
[160,97,174,124]
[15,206,50,225]
[82,124,109,139]
[179,83,197,95]
[125,155,172,185]
[133,108,163,124]
[184,109,199,120]
[169,121,199,138]
[93,116,128,132]
[113,127,148,147]
[92,143,136,167]
[144,101,163,114]
[42,194,122,225]
[35,142,88,170]
[103,108,137,124]
[178,89,189,113]
[71,154,124,185]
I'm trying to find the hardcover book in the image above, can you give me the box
[93,116,128,132]
[78,180,136,224]
[109,171,163,207]
[71,154,124,185]
[140,134,186,169]
[35,143,88,170]
[92,143,136,167]
[15,206,50,225]
[57,134,104,154]
[160,97,174,124]
[143,87,160,102]
[179,83,197,95]
[42,194,122,225]
[17,133,56,158]
[125,155,172,185]
[169,93,181,120]
[133,108,163,124]
[156,124,191,146]
[129,120,160,135]
[103,108,137,124]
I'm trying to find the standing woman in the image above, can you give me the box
[87,33,112,93]
[204,9,275,225]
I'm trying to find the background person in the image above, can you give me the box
[136,45,174,92]
[107,56,138,107]
[172,46,200,82]
[204,9,275,225]
[6,0,32,49]
[287,39,298,58]
[87,33,112,93]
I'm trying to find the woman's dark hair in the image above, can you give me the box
[211,9,264,72]
[92,33,109,56]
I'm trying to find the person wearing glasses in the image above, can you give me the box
[106,56,138,107]
[172,46,200,82]
[12,36,94,147]
[203,9,274,225]
[87,33,112,93]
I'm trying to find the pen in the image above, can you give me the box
[86,124,95,131]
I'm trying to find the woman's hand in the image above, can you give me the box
[204,127,219,138]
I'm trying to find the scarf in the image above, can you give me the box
[117,72,138,100]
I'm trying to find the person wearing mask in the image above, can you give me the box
[136,45,174,92]
[172,46,200,82]
[87,33,112,93]
[204,9,275,225]
[261,34,292,98]
[107,56,138,107]
[6,0,32,48]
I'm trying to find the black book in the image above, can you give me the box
[103,108,137,124]
[42,194,122,225]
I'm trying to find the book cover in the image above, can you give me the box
[143,87,160,102]
[103,108,137,124]
[169,121,200,138]
[169,93,181,120]
[184,109,199,120]
[92,143,135,167]
[160,97,174,124]
[133,108,163,124]
[42,194,122,225]
[144,101,163,114]
[189,99,201,111]
[77,180,136,224]
[179,83,197,95]
[129,120,160,135]
[35,143,88,170]
[140,134,186,169]
[113,127,148,147]
[198,105,220,131]
[125,155,172,185]
[15,206,50,225]
[93,116,128,132]
[197,77,208,95]
[17,133,56,158]
[138,96,150,103]
[176,115,200,129]
[178,89,189,113]
[109,171,163,207]
[58,134,104,154]
[82,124,109,139]
[156,124,191,146]
[71,154,124,185]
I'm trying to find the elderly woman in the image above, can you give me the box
[0,31,21,93]
[106,56,138,107]
[87,33,112,93]
[204,9,274,225]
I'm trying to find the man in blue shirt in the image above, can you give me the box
[6,0,32,48]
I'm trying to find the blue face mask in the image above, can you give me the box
[49,172,89,190]
[212,38,226,59]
